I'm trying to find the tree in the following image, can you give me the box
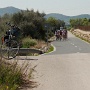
[46,17,65,30]
[12,9,47,40]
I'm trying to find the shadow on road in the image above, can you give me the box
[14,56,38,60]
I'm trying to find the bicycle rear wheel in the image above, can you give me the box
[1,40,20,60]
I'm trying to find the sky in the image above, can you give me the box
[0,0,90,16]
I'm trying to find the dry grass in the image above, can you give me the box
[0,59,37,90]
[31,40,47,49]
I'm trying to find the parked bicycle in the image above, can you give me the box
[0,22,20,60]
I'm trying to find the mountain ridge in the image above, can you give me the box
[44,13,90,24]
[0,6,21,16]
[0,6,90,24]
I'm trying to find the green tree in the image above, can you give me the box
[12,9,46,40]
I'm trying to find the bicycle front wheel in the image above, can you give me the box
[1,40,20,60]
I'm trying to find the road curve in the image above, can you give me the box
[47,31,90,55]
[18,31,90,90]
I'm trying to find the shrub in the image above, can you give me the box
[22,37,37,48]
[0,59,36,90]
[34,40,47,49]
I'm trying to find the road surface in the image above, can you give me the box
[18,31,90,90]
[47,31,90,55]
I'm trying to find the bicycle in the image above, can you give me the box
[0,23,20,60]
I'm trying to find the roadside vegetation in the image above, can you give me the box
[46,45,54,53]
[22,37,37,48]
[0,9,66,89]
[0,9,65,42]
[0,59,36,90]
[0,9,66,54]
[70,18,90,30]
[69,18,90,44]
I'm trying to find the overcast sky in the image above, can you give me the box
[0,0,90,16]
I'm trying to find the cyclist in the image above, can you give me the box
[1,23,20,59]
[11,25,20,37]
[4,24,20,42]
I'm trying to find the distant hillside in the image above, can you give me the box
[44,13,70,21]
[0,6,21,16]
[71,14,90,19]
[45,13,90,24]
[0,6,90,25]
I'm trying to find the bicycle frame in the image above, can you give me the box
[0,23,20,60]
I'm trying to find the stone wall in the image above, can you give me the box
[70,29,90,43]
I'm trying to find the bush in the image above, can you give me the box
[0,59,36,90]
[22,37,37,48]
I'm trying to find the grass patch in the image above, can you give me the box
[46,45,54,53]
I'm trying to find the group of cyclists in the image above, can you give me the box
[55,27,68,41]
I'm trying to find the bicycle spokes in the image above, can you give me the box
[1,40,19,60]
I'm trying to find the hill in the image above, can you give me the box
[44,13,70,21]
[45,13,90,24]
[0,6,21,16]
[0,6,90,24]
[71,14,90,19]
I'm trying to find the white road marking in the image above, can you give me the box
[75,46,77,47]
[79,48,81,50]
[71,43,74,45]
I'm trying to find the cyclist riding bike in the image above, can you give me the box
[4,23,20,43]
[1,22,20,60]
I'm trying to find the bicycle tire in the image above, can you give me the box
[1,40,20,60]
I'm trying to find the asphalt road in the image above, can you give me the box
[19,31,90,90]
[48,31,90,55]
